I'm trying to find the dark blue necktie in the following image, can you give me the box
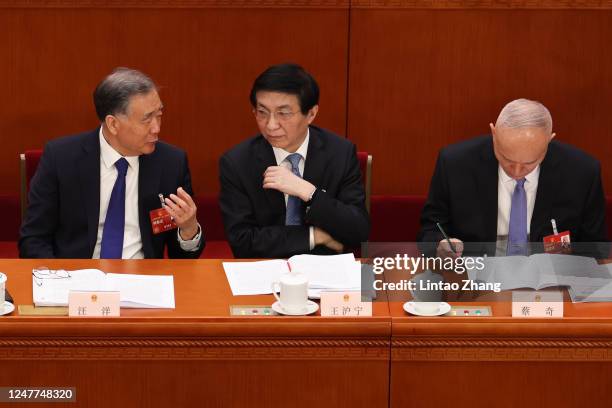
[507,178,528,256]
[285,153,303,226]
[100,158,129,259]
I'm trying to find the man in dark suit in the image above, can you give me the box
[419,98,608,258]
[219,63,369,258]
[19,68,204,259]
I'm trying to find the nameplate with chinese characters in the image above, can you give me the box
[320,291,372,317]
[68,291,120,317]
[511,290,563,318]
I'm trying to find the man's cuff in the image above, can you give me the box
[309,226,315,251]
[177,223,203,252]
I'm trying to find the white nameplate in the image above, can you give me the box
[320,291,372,317]
[68,291,120,317]
[511,290,563,318]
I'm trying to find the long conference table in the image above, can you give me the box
[1,259,612,408]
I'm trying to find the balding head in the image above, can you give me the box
[490,99,555,179]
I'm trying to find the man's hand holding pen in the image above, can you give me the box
[436,238,464,258]
[163,187,199,240]
[435,222,464,258]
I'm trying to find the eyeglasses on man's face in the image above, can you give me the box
[253,108,299,123]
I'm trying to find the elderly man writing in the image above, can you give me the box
[418,98,608,257]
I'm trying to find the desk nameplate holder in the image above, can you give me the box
[512,290,563,317]
[320,291,372,317]
[68,291,120,317]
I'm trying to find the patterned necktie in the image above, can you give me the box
[285,153,303,226]
[100,158,129,259]
[507,178,528,256]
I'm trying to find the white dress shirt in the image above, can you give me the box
[93,129,144,259]
[93,129,201,259]
[271,129,315,250]
[496,164,540,254]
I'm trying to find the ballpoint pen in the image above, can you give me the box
[436,222,457,254]
[551,219,558,235]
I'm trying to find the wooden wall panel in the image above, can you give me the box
[2,2,612,199]
[0,3,349,195]
[348,7,612,195]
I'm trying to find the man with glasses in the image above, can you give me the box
[219,63,369,258]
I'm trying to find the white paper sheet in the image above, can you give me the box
[106,273,175,308]
[223,260,287,295]
[223,254,364,296]
[466,253,603,291]
[32,269,175,308]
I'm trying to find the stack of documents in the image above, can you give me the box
[223,253,363,297]
[466,254,612,302]
[32,269,175,308]
[568,263,612,302]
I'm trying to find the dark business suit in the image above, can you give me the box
[219,126,370,258]
[418,135,608,256]
[19,128,204,259]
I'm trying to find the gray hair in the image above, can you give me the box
[93,67,157,121]
[495,98,553,134]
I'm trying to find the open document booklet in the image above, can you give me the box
[32,269,175,308]
[466,253,612,302]
[223,253,367,298]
